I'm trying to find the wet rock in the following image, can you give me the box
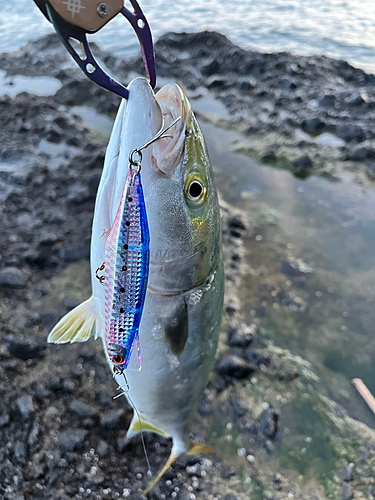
[117,436,130,453]
[58,429,87,452]
[69,400,97,419]
[45,376,63,391]
[66,136,81,147]
[293,154,313,178]
[260,143,280,164]
[66,183,90,205]
[34,384,51,401]
[39,233,58,246]
[14,442,26,464]
[206,76,228,89]
[301,118,325,134]
[342,483,353,500]
[255,407,279,439]
[0,413,10,427]
[7,339,44,360]
[59,245,90,262]
[281,261,307,277]
[246,349,271,367]
[0,267,31,289]
[201,58,220,76]
[341,465,353,482]
[346,146,375,162]
[100,410,122,429]
[46,124,63,143]
[216,354,256,378]
[16,395,34,419]
[319,94,336,107]
[97,439,108,458]
[228,215,246,230]
[335,123,365,142]
[228,324,257,348]
[255,305,266,318]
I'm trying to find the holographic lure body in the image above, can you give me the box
[104,169,150,372]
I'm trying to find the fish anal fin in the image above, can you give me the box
[48,297,96,344]
[127,414,168,439]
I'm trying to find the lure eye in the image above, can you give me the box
[113,354,125,365]
[185,176,206,204]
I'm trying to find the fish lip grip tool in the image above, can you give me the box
[33,0,156,99]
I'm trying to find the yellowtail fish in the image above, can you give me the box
[48,78,224,491]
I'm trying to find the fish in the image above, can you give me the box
[47,77,224,490]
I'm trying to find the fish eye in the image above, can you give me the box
[185,176,206,204]
[113,354,125,365]
[189,182,203,198]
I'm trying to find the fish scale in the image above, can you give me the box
[104,169,150,370]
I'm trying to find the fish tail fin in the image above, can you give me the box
[143,449,179,495]
[143,439,213,494]
[47,297,96,344]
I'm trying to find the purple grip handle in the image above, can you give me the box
[43,0,156,100]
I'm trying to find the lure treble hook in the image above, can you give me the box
[32,0,156,99]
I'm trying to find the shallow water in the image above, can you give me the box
[0,70,61,97]
[2,0,375,74]
[200,118,375,428]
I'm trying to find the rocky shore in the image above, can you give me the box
[1,32,375,500]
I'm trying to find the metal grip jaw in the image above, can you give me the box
[33,0,156,99]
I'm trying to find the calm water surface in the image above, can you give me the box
[2,0,375,73]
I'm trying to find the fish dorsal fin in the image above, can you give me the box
[48,297,96,344]
[126,414,168,439]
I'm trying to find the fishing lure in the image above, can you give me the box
[97,154,150,373]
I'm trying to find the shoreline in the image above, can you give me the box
[0,32,375,500]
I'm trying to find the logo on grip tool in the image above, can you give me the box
[62,0,86,19]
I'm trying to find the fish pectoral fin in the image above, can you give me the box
[48,297,96,344]
[126,414,168,439]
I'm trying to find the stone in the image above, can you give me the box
[341,483,353,500]
[0,267,31,289]
[58,429,87,452]
[335,124,365,143]
[66,183,90,205]
[97,439,108,458]
[117,436,130,453]
[69,400,97,418]
[7,339,44,360]
[0,413,10,427]
[246,349,271,367]
[46,124,63,143]
[256,408,279,439]
[16,395,34,419]
[39,233,58,246]
[216,354,256,378]
[301,118,325,134]
[59,245,90,262]
[14,442,26,464]
[341,465,353,482]
[261,143,280,164]
[100,410,121,429]
[227,215,246,230]
[228,324,257,348]
[319,94,336,107]
[347,146,375,162]
[201,58,220,76]
[293,154,313,178]
[281,261,306,277]
[66,136,81,147]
